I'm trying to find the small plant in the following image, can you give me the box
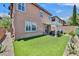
[0,44,6,53]
[64,32,66,34]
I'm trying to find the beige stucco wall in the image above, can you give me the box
[12,3,51,39]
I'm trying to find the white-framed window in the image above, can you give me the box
[39,11,44,17]
[17,3,25,12]
[48,16,51,20]
[25,21,37,32]
[32,23,37,31]
[25,22,31,31]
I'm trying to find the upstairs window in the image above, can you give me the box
[39,11,44,17]
[18,3,25,11]
[48,16,51,20]
[52,18,55,21]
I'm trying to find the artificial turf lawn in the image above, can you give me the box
[13,35,69,56]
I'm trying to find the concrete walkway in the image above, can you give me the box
[0,31,14,56]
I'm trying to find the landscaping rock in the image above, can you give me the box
[64,35,79,56]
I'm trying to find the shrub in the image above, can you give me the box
[61,30,63,34]
[69,31,75,37]
[0,16,12,32]
[57,30,62,37]
[49,31,55,36]
[64,32,66,34]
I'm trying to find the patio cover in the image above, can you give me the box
[43,20,62,26]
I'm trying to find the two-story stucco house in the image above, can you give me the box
[51,16,66,25]
[50,16,66,31]
[10,3,52,39]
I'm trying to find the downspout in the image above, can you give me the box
[10,3,15,39]
[10,3,13,18]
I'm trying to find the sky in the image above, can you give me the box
[0,3,79,21]
[0,3,10,14]
[38,3,79,20]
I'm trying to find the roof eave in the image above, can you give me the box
[32,3,52,16]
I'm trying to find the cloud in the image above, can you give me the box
[58,3,79,8]
[62,3,79,7]
[56,9,63,13]
[60,16,70,21]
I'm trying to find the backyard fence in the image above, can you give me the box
[60,26,77,33]
[51,25,77,33]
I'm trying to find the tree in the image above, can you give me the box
[72,5,77,25]
[0,16,12,31]
[67,17,73,25]
[67,5,78,25]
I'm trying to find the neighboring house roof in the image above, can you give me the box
[51,16,66,25]
[61,20,66,24]
[51,16,62,21]
[32,3,52,16]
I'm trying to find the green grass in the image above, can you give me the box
[13,35,69,56]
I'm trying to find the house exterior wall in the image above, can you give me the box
[12,3,51,39]
[51,25,56,31]
[55,17,60,23]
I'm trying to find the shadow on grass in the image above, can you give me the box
[15,35,46,41]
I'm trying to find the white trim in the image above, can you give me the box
[16,3,26,13]
[32,22,37,32]
[48,15,51,21]
[25,21,37,32]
